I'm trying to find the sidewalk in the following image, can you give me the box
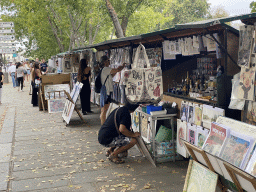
[0,82,189,192]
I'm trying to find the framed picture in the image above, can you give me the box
[183,160,218,192]
[48,99,66,113]
[62,100,75,124]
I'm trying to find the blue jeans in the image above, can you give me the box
[11,73,16,87]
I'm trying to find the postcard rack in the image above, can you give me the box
[183,140,256,192]
[135,109,177,165]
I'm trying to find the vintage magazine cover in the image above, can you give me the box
[220,131,255,169]
[187,123,197,145]
[245,148,256,176]
[195,126,210,149]
[202,122,230,156]
[194,104,202,126]
[177,119,189,158]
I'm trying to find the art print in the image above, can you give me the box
[187,103,194,123]
[169,41,176,55]
[175,40,182,54]
[184,160,218,192]
[180,101,188,121]
[44,84,70,100]
[196,126,209,149]
[48,99,66,113]
[132,110,140,132]
[238,67,255,101]
[246,149,256,176]
[206,34,216,52]
[202,105,224,129]
[62,100,75,124]
[177,119,189,158]
[140,114,149,143]
[194,104,202,126]
[238,25,254,68]
[203,122,229,156]
[187,123,197,145]
[71,73,78,88]
[220,132,254,169]
[70,82,83,103]
[246,101,256,123]
[163,41,176,60]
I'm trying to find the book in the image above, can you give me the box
[195,126,210,149]
[187,123,197,145]
[220,131,255,169]
[202,122,230,156]
[177,119,189,158]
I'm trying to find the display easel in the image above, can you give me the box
[63,90,86,125]
[183,140,256,192]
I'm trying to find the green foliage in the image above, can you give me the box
[250,1,256,12]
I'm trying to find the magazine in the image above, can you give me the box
[187,123,197,145]
[195,126,210,149]
[177,119,189,158]
[219,131,255,169]
[202,122,230,156]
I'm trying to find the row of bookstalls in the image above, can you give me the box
[41,12,256,192]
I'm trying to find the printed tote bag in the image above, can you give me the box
[124,43,163,103]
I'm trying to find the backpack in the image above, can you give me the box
[95,69,109,93]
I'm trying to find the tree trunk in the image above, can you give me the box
[104,0,124,38]
[121,16,129,37]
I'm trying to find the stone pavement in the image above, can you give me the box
[0,81,190,192]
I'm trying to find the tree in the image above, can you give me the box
[250,1,256,12]
[209,5,229,19]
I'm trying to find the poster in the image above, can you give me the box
[202,122,230,156]
[202,105,224,129]
[44,84,70,100]
[183,160,218,192]
[238,67,255,101]
[220,131,254,169]
[177,119,189,158]
[62,100,75,124]
[48,99,66,113]
[238,25,254,68]
[194,104,202,126]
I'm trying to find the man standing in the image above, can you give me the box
[98,102,140,164]
[40,59,48,74]
[8,63,16,88]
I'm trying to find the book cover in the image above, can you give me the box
[220,131,254,169]
[202,122,229,156]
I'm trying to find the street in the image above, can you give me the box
[0,81,188,192]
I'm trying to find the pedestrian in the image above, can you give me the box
[40,59,48,75]
[31,62,42,107]
[0,67,4,104]
[77,58,92,115]
[100,56,125,125]
[8,63,16,88]
[15,62,25,92]
[98,102,140,164]
[24,62,31,82]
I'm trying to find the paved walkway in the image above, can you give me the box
[0,81,189,192]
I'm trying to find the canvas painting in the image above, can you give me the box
[183,160,218,192]
[220,131,254,169]
[177,119,189,158]
[238,67,255,101]
[203,122,230,156]
[180,101,188,122]
[202,105,225,129]
[62,100,75,124]
[245,149,256,176]
[238,25,254,68]
[48,99,66,113]
[194,104,202,126]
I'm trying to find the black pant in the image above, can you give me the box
[80,80,91,112]
[17,77,24,90]
[31,82,38,106]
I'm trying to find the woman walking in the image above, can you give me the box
[31,62,42,107]
[78,58,92,115]
[0,67,4,104]
[15,62,24,92]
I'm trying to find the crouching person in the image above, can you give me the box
[98,102,140,164]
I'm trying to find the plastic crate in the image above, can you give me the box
[146,105,162,115]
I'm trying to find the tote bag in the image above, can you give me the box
[124,43,163,103]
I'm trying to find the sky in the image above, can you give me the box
[208,0,252,16]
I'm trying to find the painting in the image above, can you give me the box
[183,160,218,192]
[44,84,70,100]
[177,119,189,158]
[62,100,75,124]
[48,99,66,113]
[238,67,255,101]
[202,105,225,129]
[238,25,254,68]
[194,104,202,126]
